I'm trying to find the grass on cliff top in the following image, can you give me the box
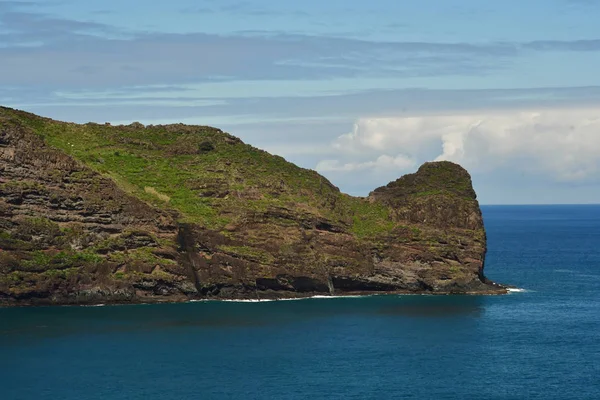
[378,161,477,201]
[1,107,396,238]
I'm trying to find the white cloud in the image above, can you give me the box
[319,107,600,182]
[316,154,415,172]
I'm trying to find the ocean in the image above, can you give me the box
[1,205,599,400]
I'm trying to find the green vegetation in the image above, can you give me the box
[378,161,476,201]
[113,271,126,280]
[107,247,176,266]
[0,231,32,251]
[218,245,275,264]
[0,106,398,238]
[21,250,103,271]
[336,196,395,239]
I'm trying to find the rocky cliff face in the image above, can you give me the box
[0,107,505,305]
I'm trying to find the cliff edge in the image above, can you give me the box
[0,107,505,305]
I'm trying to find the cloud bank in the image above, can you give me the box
[317,107,600,185]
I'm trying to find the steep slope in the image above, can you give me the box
[0,107,505,305]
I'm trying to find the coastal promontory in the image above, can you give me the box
[0,107,505,305]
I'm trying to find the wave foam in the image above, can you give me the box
[507,288,527,293]
[190,294,375,303]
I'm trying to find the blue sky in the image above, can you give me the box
[2,0,600,204]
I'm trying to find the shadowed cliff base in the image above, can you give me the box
[0,107,506,306]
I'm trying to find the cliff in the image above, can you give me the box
[0,107,505,305]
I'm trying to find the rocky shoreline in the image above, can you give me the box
[1,280,509,307]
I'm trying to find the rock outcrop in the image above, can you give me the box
[0,107,505,305]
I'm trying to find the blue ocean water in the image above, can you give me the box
[1,205,600,400]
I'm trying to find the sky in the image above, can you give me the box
[1,0,600,204]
